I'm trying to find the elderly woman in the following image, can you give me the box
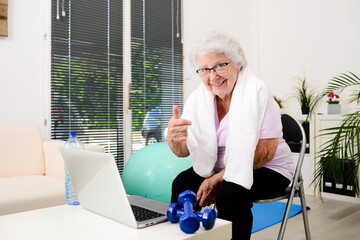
[166,32,293,239]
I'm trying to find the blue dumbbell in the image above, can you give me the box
[167,190,217,234]
[196,208,217,230]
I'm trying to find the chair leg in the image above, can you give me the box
[299,183,311,240]
[277,195,295,240]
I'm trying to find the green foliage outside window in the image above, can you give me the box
[131,40,163,131]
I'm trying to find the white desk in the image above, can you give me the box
[0,205,232,240]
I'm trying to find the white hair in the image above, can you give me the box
[189,31,247,72]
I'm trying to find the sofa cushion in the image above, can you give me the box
[0,126,45,177]
[43,140,66,180]
[0,176,65,215]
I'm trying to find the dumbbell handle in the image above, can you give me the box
[183,197,194,215]
[173,209,202,220]
[174,208,208,220]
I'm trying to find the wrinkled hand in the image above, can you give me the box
[167,105,192,146]
[196,174,222,207]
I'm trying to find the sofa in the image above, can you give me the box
[0,125,104,215]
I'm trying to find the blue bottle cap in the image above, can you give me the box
[69,132,77,137]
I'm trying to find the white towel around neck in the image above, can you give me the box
[182,67,268,189]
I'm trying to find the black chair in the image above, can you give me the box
[253,114,311,239]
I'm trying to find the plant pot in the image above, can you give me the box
[327,104,341,114]
[323,159,356,197]
[301,106,309,115]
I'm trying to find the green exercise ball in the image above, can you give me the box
[122,142,192,204]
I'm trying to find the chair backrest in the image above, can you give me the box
[281,114,303,152]
[281,114,307,189]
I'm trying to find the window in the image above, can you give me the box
[50,0,124,171]
[130,0,183,151]
[50,0,184,169]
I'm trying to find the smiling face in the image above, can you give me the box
[198,52,240,100]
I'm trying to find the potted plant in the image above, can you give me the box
[311,72,360,198]
[326,91,341,114]
[293,71,316,115]
[326,91,340,104]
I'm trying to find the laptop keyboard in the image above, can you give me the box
[131,205,165,222]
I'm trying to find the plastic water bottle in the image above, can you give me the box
[64,132,84,205]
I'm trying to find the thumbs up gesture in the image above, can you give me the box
[172,105,181,120]
[166,105,192,156]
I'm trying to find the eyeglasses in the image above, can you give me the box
[196,61,232,77]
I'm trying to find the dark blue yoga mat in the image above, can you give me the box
[251,201,308,233]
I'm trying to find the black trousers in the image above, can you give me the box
[171,167,290,240]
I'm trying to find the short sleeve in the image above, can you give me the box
[259,89,282,139]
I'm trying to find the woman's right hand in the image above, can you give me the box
[166,105,192,157]
[196,169,224,207]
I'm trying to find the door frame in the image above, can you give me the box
[123,0,132,164]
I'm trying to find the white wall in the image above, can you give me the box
[256,0,360,116]
[182,0,254,101]
[0,0,49,136]
[1,0,359,139]
[183,0,360,116]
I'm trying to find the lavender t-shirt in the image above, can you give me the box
[214,91,294,181]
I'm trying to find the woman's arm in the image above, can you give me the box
[166,133,190,157]
[253,138,278,169]
[196,138,277,206]
[197,169,225,207]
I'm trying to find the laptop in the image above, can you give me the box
[60,147,168,228]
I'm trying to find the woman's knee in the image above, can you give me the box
[171,170,187,203]
[171,167,204,203]
[216,181,253,219]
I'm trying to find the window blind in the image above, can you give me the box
[131,0,183,149]
[50,0,124,171]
